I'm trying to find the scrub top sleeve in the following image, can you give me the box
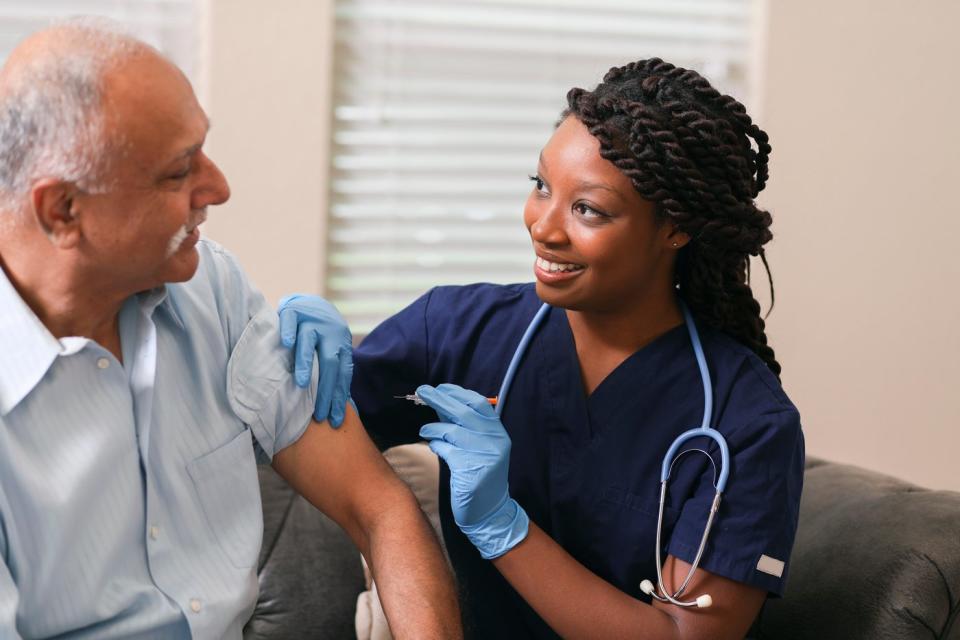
[667,407,804,596]
[352,289,439,450]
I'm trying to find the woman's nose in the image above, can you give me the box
[528,201,567,246]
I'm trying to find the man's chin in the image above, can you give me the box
[160,245,201,284]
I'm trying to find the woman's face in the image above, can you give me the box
[523,116,681,313]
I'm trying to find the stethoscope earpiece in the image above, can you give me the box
[636,302,728,609]
[640,580,713,609]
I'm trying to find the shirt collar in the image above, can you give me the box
[138,285,169,317]
[144,284,185,331]
[0,265,62,416]
[0,268,181,416]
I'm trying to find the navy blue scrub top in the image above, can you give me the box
[353,283,804,639]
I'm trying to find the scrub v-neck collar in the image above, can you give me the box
[542,305,693,440]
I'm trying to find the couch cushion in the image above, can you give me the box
[243,465,365,640]
[753,458,960,639]
[248,457,960,639]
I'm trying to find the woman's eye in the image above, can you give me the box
[574,202,609,220]
[528,174,548,194]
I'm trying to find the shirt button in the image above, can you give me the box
[190,598,202,613]
[149,525,159,540]
[96,357,110,370]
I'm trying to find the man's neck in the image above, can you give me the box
[0,245,128,361]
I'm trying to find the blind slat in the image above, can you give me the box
[336,5,748,38]
[0,2,197,82]
[328,0,754,333]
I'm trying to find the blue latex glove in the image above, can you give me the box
[278,294,353,428]
[416,383,529,560]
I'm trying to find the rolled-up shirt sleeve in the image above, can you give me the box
[226,307,318,463]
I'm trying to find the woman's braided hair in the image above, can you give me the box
[564,58,781,376]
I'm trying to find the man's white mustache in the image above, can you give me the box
[165,209,208,258]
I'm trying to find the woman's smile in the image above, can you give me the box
[534,255,585,283]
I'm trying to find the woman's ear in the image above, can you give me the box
[663,224,690,250]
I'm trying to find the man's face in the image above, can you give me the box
[72,51,230,292]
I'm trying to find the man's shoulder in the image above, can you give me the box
[168,239,256,304]
[162,239,267,349]
[194,238,244,285]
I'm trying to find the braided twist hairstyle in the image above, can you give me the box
[564,58,781,376]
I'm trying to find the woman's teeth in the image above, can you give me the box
[537,257,584,273]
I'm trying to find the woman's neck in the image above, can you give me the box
[565,293,684,396]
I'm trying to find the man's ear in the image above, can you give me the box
[30,178,82,248]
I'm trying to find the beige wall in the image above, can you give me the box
[201,0,334,306]
[760,0,960,490]
[200,1,960,490]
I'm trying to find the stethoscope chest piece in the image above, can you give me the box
[505,299,730,609]
[641,303,730,609]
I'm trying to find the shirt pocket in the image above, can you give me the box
[186,428,263,569]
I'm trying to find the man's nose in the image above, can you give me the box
[194,151,230,208]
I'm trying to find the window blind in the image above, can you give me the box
[329,0,756,334]
[0,1,198,83]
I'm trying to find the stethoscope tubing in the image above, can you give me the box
[498,296,729,608]
[496,302,550,418]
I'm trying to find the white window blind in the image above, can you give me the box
[329,0,756,334]
[0,1,198,84]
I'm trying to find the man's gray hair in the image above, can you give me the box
[0,18,149,214]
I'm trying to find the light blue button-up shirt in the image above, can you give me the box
[0,240,316,639]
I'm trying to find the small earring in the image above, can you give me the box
[671,241,679,248]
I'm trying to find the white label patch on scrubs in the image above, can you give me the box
[756,554,785,578]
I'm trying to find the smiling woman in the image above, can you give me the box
[525,117,676,321]
[346,57,803,640]
[326,1,758,335]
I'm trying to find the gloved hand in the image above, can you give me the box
[278,294,353,428]
[416,383,529,560]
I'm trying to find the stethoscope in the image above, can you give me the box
[496,300,727,609]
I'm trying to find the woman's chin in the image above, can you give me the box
[534,280,580,310]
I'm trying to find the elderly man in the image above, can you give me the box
[0,21,460,639]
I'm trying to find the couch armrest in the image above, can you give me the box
[244,465,365,640]
[753,457,960,639]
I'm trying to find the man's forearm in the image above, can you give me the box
[364,487,461,639]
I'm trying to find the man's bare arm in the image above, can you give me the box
[272,405,461,639]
